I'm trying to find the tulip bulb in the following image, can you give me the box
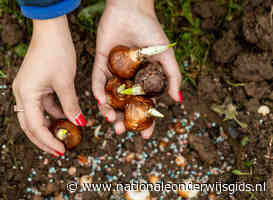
[51,119,82,150]
[175,155,187,167]
[106,77,133,110]
[124,96,164,131]
[125,190,151,200]
[121,61,167,97]
[178,179,199,199]
[148,174,160,184]
[108,43,175,79]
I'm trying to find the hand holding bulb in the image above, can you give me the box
[92,0,182,139]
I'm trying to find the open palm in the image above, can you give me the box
[92,3,182,138]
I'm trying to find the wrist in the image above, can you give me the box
[106,0,155,15]
[32,15,70,38]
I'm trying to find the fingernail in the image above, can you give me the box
[97,99,101,106]
[52,153,59,158]
[142,132,151,140]
[55,150,64,156]
[178,91,183,103]
[75,113,87,127]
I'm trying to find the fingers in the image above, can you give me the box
[23,100,66,154]
[17,113,59,157]
[112,112,126,135]
[92,53,112,106]
[155,49,182,103]
[99,103,117,123]
[54,80,86,127]
[109,111,154,137]
[114,121,126,135]
[92,52,118,122]
[141,121,155,139]
[13,82,62,156]
[42,94,66,119]
[112,118,155,138]
[92,65,108,106]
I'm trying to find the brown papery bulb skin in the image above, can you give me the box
[125,96,155,131]
[134,61,167,97]
[108,45,141,79]
[50,119,82,150]
[106,77,133,110]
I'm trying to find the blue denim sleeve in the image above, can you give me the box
[17,0,81,20]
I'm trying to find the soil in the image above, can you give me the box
[0,0,273,200]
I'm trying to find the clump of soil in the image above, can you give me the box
[212,30,241,63]
[197,75,226,104]
[243,12,273,51]
[233,52,273,82]
[188,134,218,165]
[244,81,270,99]
[192,1,227,31]
[193,1,226,18]
[1,22,24,46]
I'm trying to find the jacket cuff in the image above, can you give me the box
[20,0,81,20]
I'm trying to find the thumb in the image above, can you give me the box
[54,80,86,127]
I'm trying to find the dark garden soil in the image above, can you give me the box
[0,0,273,200]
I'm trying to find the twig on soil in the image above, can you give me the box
[265,135,273,160]
[264,155,273,160]
[226,80,245,87]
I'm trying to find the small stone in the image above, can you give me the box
[57,160,62,166]
[173,122,187,134]
[84,91,90,97]
[126,153,136,163]
[68,166,77,176]
[176,155,187,167]
[43,158,49,165]
[258,105,270,116]
[159,139,168,151]
[79,175,92,187]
